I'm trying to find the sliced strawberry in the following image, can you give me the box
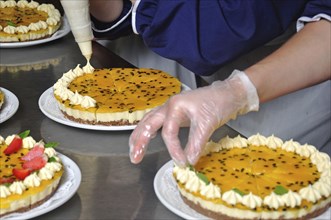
[21,145,45,161]
[12,168,31,180]
[22,155,47,171]
[0,177,15,184]
[3,136,23,155]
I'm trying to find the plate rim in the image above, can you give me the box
[3,153,82,220]
[0,15,70,48]
[0,87,19,124]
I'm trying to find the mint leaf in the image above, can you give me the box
[196,172,210,185]
[45,142,59,148]
[233,188,245,196]
[7,21,16,27]
[19,130,30,139]
[48,157,57,162]
[274,185,288,195]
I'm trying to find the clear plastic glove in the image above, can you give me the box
[129,70,259,167]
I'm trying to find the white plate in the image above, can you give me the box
[3,153,82,220]
[0,15,70,48]
[0,88,19,124]
[154,161,331,220]
[38,84,191,131]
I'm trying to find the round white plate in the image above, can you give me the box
[0,87,19,124]
[3,153,82,220]
[154,161,331,220]
[0,15,70,48]
[38,84,191,131]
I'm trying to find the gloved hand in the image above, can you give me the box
[129,70,259,167]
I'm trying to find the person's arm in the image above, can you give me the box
[129,19,330,167]
[89,0,124,22]
[246,19,331,103]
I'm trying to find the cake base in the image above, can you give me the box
[61,111,139,126]
[180,194,331,220]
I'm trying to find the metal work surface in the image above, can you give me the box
[0,34,240,220]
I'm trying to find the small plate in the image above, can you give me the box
[0,88,19,124]
[0,15,70,48]
[38,84,191,131]
[3,153,82,220]
[154,161,331,220]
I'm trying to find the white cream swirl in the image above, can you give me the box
[22,136,36,149]
[23,173,41,187]
[4,25,16,34]
[28,22,41,31]
[73,64,85,75]
[5,134,15,145]
[299,185,322,203]
[27,0,39,8]
[38,167,55,180]
[248,133,267,146]
[313,181,331,197]
[201,141,219,156]
[185,172,204,193]
[281,190,301,208]
[221,190,243,205]
[5,0,16,7]
[295,143,317,157]
[218,135,236,149]
[44,147,57,157]
[45,161,62,172]
[0,185,11,198]
[173,166,191,184]
[17,0,28,8]
[70,91,84,105]
[81,96,97,108]
[82,61,95,73]
[46,17,58,26]
[266,135,283,149]
[281,139,300,152]
[9,181,26,195]
[241,192,262,209]
[16,25,29,33]
[263,192,284,209]
[233,135,248,148]
[200,182,221,199]
[0,135,4,144]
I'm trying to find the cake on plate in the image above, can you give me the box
[173,134,331,219]
[0,88,4,109]
[53,64,182,125]
[0,130,64,217]
[0,0,61,42]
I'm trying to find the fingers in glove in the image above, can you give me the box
[184,103,220,165]
[162,98,191,167]
[129,107,166,164]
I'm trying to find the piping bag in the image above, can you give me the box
[60,0,93,61]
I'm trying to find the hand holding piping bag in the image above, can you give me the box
[60,0,94,61]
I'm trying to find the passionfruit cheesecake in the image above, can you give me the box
[53,64,182,125]
[0,130,64,217]
[173,134,331,219]
[0,0,61,42]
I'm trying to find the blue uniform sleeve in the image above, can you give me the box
[92,0,331,76]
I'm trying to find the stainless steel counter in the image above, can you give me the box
[0,34,240,220]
